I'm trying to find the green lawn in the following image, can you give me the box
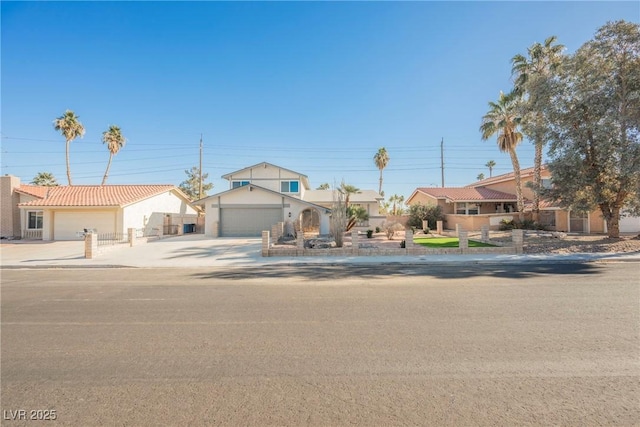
[413,236,495,248]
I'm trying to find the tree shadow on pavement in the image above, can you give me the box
[191,262,603,282]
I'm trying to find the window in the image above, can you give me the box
[281,181,299,193]
[27,211,43,229]
[455,202,479,215]
[232,181,250,189]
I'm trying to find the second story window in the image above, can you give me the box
[232,181,250,189]
[281,181,299,193]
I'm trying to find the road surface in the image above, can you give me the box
[2,263,639,426]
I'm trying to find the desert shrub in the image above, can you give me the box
[499,219,517,231]
[366,229,373,238]
[375,226,381,233]
[500,219,549,231]
[400,240,406,248]
[382,221,404,240]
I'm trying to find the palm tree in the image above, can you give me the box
[485,160,496,177]
[53,110,85,185]
[340,183,360,208]
[101,125,126,185]
[480,91,525,214]
[31,172,59,186]
[512,36,565,218]
[477,173,485,181]
[373,147,389,195]
[316,183,330,190]
[388,194,404,216]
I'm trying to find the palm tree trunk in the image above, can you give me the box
[509,148,525,218]
[378,169,383,195]
[102,153,114,186]
[65,139,72,185]
[532,140,543,222]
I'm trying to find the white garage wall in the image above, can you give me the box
[122,191,197,234]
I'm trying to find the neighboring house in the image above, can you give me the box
[196,162,384,237]
[407,166,622,233]
[1,175,200,240]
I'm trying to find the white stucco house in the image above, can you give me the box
[1,175,200,241]
[196,162,384,237]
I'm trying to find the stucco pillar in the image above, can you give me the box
[404,228,414,249]
[481,225,489,243]
[436,220,443,235]
[128,228,136,247]
[512,229,524,254]
[455,224,462,237]
[84,232,98,259]
[351,230,359,255]
[458,231,469,254]
[262,231,270,257]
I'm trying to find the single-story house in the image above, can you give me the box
[195,162,384,237]
[1,175,200,241]
[407,166,639,233]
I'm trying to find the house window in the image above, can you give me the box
[281,181,299,193]
[27,211,43,229]
[232,181,250,189]
[455,202,479,215]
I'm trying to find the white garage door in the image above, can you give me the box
[220,208,282,237]
[619,216,640,233]
[54,211,116,240]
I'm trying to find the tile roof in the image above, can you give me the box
[16,185,49,199]
[18,185,178,207]
[467,165,547,187]
[415,187,517,202]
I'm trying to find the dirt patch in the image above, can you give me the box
[480,231,640,254]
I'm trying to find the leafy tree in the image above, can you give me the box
[53,110,85,185]
[537,21,640,238]
[31,172,59,186]
[407,203,444,230]
[316,183,330,190]
[179,166,213,200]
[373,147,389,195]
[101,125,126,185]
[485,160,496,177]
[480,91,525,214]
[512,36,565,218]
[477,173,485,181]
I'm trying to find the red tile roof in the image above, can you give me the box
[16,185,49,199]
[18,185,178,207]
[415,187,517,202]
[467,165,548,187]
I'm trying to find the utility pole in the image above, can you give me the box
[440,137,445,187]
[199,134,203,200]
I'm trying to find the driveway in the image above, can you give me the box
[0,235,263,268]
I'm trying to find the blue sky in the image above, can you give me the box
[2,1,638,200]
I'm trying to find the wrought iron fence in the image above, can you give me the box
[97,232,128,247]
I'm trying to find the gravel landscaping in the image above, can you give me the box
[476,231,640,254]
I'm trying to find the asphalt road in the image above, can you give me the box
[2,263,639,426]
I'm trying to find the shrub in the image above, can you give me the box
[400,240,406,248]
[382,221,404,240]
[375,226,381,233]
[366,229,373,238]
[499,219,549,231]
[407,203,444,229]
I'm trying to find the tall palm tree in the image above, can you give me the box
[512,36,565,218]
[373,147,389,195]
[101,125,126,185]
[485,160,496,177]
[480,91,525,214]
[53,110,85,185]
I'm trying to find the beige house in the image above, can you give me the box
[1,175,199,241]
[196,162,384,237]
[407,166,609,233]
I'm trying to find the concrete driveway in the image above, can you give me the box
[0,235,264,268]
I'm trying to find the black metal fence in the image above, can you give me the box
[97,232,128,247]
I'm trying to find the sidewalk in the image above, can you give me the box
[2,234,639,269]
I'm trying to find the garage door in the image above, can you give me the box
[619,216,640,233]
[220,208,282,237]
[54,211,116,240]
